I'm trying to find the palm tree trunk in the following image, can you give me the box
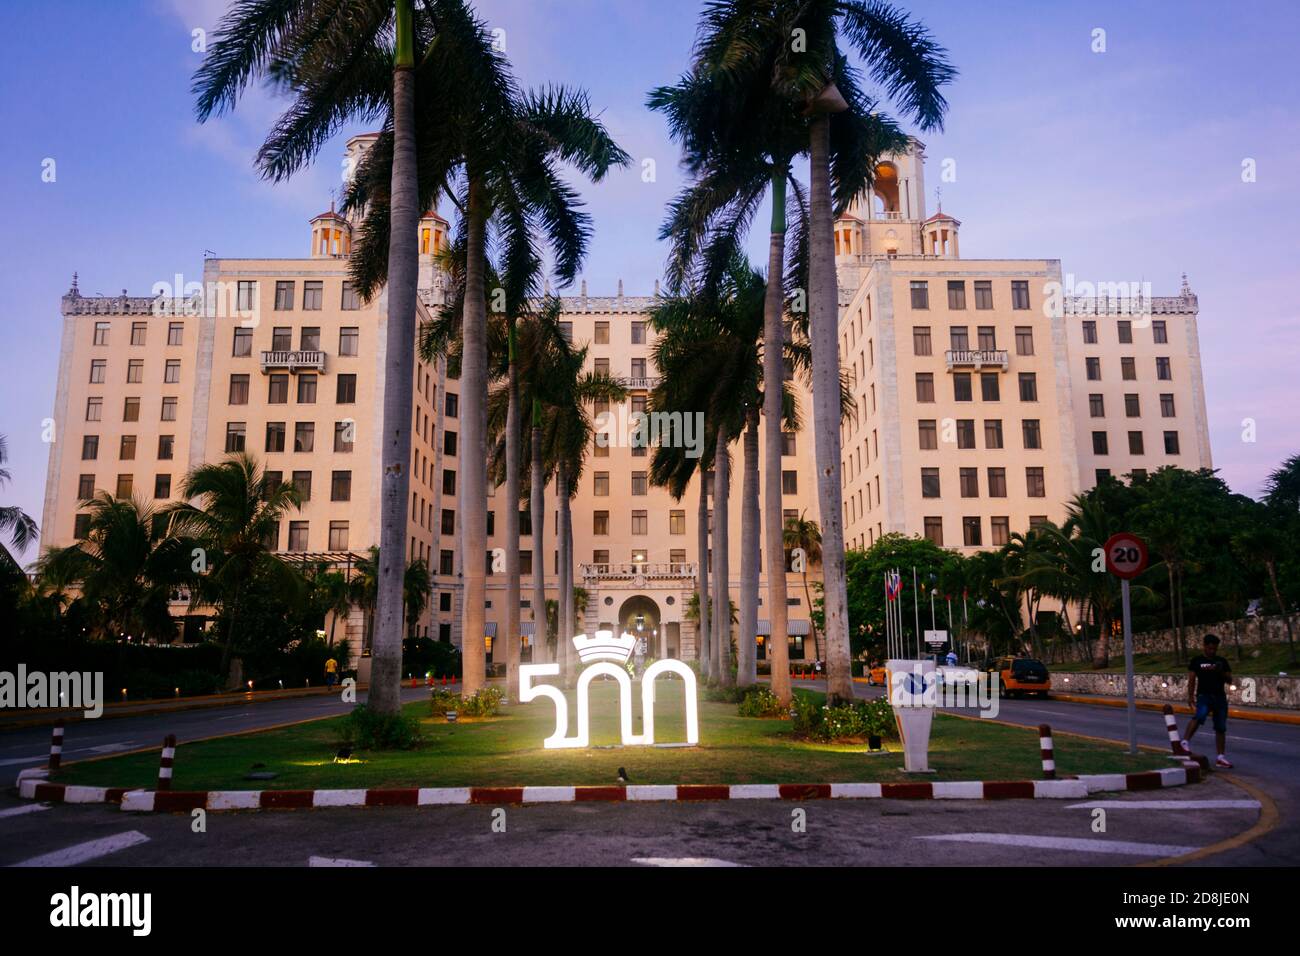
[1094,611,1111,668]
[1166,564,1178,661]
[696,472,711,680]
[504,321,521,700]
[556,465,572,682]
[563,489,575,670]
[763,168,791,705]
[713,428,732,686]
[738,408,760,687]
[808,115,852,704]
[369,18,418,716]
[530,413,547,664]
[1266,560,1297,664]
[459,173,489,698]
[803,569,819,661]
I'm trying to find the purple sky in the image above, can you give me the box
[2,0,1298,566]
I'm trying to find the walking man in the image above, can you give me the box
[1182,634,1233,768]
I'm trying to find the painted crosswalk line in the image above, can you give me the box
[632,857,745,867]
[10,830,151,867]
[0,803,51,820]
[917,833,1195,857]
[308,856,375,867]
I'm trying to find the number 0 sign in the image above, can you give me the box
[1104,532,1148,580]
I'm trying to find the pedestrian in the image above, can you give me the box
[945,649,958,667]
[1181,634,1233,768]
[325,655,339,689]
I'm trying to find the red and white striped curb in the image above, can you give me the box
[18,766,1200,812]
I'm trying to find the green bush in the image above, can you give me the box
[335,705,422,750]
[737,686,786,718]
[789,695,898,742]
[429,686,504,718]
[703,683,747,704]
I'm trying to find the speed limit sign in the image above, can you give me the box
[1104,532,1148,579]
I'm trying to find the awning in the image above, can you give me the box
[756,619,810,636]
[520,621,535,636]
[484,622,497,638]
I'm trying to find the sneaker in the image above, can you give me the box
[1177,740,1192,756]
[1215,754,1233,769]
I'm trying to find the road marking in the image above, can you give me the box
[1230,736,1286,746]
[632,857,745,867]
[917,833,1195,857]
[308,856,375,867]
[0,755,46,767]
[87,742,135,754]
[1066,800,1260,810]
[0,803,51,819]
[10,831,151,867]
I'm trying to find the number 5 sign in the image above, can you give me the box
[1104,532,1148,579]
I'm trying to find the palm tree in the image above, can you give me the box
[313,569,353,647]
[403,556,432,636]
[1233,501,1297,666]
[0,434,37,578]
[783,510,823,661]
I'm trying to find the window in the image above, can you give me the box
[991,516,1010,546]
[438,592,452,613]
[1026,466,1046,497]
[229,374,250,405]
[1156,357,1172,380]
[334,420,354,452]
[1128,431,1145,455]
[1082,320,1097,344]
[93,322,109,346]
[1118,320,1132,344]
[593,472,609,496]
[912,326,932,356]
[158,435,174,460]
[77,474,95,499]
[947,281,966,310]
[593,511,609,535]
[1015,326,1034,355]
[268,374,289,404]
[161,359,179,384]
[953,372,972,402]
[1085,357,1101,381]
[956,419,976,449]
[130,321,147,346]
[274,281,295,310]
[1022,419,1042,449]
[980,373,1000,402]
[297,374,317,403]
[126,359,143,383]
[670,549,687,565]
[294,422,314,452]
[336,374,357,404]
[782,470,798,494]
[302,281,323,310]
[300,326,320,351]
[973,281,993,310]
[1121,357,1136,380]
[915,372,935,402]
[287,521,309,552]
[1160,393,1176,417]
[1092,431,1109,455]
[984,419,1004,449]
[225,423,246,453]
[631,321,646,344]
[630,357,647,380]
[329,521,350,550]
[119,435,136,460]
[910,281,929,309]
[632,472,648,495]
[445,393,458,418]
[161,397,178,421]
[116,474,133,499]
[977,326,997,350]
[1152,320,1168,344]
[237,281,257,312]
[292,470,312,501]
[1125,394,1141,417]
[154,474,171,499]
[233,327,253,356]
[167,322,184,346]
[921,467,941,498]
[918,420,938,450]
[1018,372,1038,401]
[339,327,359,356]
[924,516,944,545]
[962,516,982,546]
[440,551,454,575]
[331,470,352,501]
[988,467,1007,497]
[272,327,292,351]
[85,397,102,421]
[1164,431,1181,454]
[1089,394,1105,417]
[1011,280,1030,309]
[949,326,969,351]
[960,467,979,498]
[341,282,361,311]
[782,432,797,456]
[265,422,286,453]
[594,321,609,344]
[669,510,685,535]
[442,470,456,495]
[631,511,648,535]
[89,359,107,384]
[81,436,99,460]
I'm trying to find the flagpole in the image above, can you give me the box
[912,566,920,660]
[883,571,891,659]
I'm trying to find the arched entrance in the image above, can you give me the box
[617,595,661,657]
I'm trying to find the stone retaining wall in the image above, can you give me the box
[1056,670,1300,710]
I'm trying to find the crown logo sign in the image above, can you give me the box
[571,631,637,665]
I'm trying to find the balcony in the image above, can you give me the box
[580,561,697,582]
[260,350,326,374]
[619,375,661,390]
[945,349,1009,372]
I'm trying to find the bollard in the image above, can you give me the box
[1038,724,1055,780]
[1161,704,1186,755]
[49,719,65,771]
[157,734,176,791]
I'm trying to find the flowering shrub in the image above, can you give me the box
[790,695,897,742]
[737,686,785,718]
[430,686,504,718]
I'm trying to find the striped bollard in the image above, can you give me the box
[48,719,65,771]
[1038,724,1055,780]
[157,734,176,791]
[1161,704,1184,754]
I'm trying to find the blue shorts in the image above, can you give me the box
[1194,692,1228,733]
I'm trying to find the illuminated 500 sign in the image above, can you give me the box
[519,632,700,749]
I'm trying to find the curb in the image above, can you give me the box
[19,766,1200,812]
[1048,693,1300,726]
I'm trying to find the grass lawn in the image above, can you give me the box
[54,683,1168,791]
[1052,642,1298,676]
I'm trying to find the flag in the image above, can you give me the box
[886,571,902,600]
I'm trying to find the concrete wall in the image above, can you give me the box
[1057,670,1300,710]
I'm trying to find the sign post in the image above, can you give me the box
[1104,532,1149,754]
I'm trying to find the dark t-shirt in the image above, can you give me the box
[1189,654,1231,696]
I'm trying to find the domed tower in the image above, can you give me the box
[922,209,960,258]
[417,208,451,292]
[310,204,351,258]
[844,138,930,260]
